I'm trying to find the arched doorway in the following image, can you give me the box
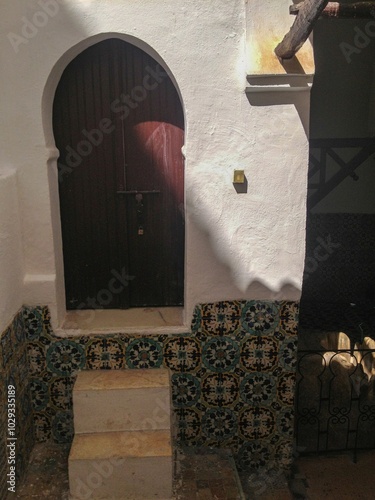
[53,38,185,310]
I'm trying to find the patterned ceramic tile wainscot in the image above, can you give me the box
[22,300,299,474]
[0,309,35,498]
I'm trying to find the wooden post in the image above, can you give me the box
[290,2,375,19]
[275,0,329,60]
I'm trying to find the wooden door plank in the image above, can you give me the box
[54,39,184,309]
[121,44,185,307]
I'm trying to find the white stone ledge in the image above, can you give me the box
[246,86,312,93]
[246,73,313,94]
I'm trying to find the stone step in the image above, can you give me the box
[69,430,173,499]
[73,369,171,434]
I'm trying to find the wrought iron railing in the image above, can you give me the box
[295,347,375,460]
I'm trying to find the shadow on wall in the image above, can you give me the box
[246,74,312,137]
[33,2,304,312]
[301,16,375,306]
[301,214,375,304]
[245,32,314,139]
[188,215,301,303]
[310,16,375,139]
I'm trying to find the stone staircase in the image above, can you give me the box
[69,369,173,499]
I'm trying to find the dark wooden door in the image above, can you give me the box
[53,39,184,309]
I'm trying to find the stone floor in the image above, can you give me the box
[11,443,375,499]
[175,447,245,499]
[14,443,70,499]
[291,450,375,500]
[239,449,375,500]
[13,443,246,499]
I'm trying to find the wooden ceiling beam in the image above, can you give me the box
[275,0,329,60]
[291,2,375,19]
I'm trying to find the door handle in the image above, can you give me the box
[116,191,161,236]
[135,194,144,235]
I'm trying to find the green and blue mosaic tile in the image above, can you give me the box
[1,299,299,483]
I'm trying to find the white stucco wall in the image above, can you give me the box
[0,0,310,328]
[245,0,315,75]
[0,168,24,332]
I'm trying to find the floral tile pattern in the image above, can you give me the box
[27,342,47,375]
[202,408,237,441]
[46,340,85,376]
[239,407,275,439]
[241,336,279,372]
[201,373,239,407]
[238,441,272,471]
[175,408,201,442]
[279,302,299,336]
[279,338,298,371]
[164,337,201,372]
[172,373,201,407]
[86,338,124,370]
[240,373,277,406]
[50,377,74,411]
[126,338,163,369]
[241,301,279,335]
[1,326,12,368]
[30,379,49,411]
[277,372,296,407]
[0,310,35,498]
[1,299,299,485]
[52,411,74,443]
[23,307,44,340]
[201,301,242,336]
[202,337,240,372]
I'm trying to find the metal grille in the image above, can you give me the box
[295,347,375,459]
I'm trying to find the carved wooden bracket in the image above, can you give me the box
[276,1,375,60]
[275,0,329,60]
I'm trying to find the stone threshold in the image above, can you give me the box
[56,307,189,337]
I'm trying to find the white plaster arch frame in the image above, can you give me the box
[41,32,187,328]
